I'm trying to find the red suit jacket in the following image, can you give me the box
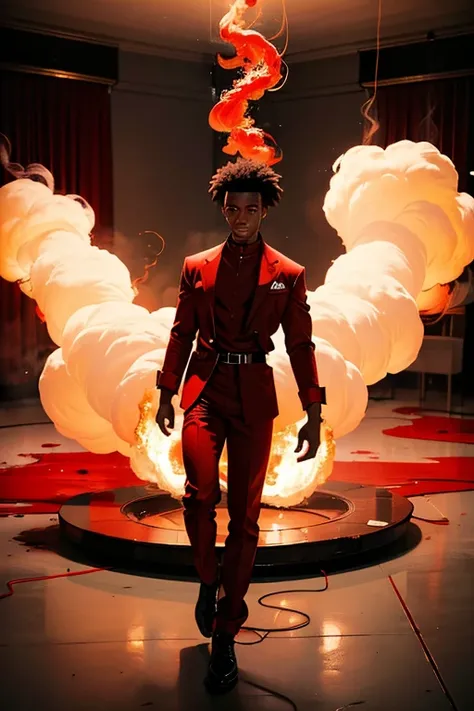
[158,240,325,423]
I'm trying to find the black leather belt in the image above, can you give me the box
[218,352,266,365]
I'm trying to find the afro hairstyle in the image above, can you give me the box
[209,158,283,208]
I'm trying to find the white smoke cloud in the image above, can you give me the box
[1,139,473,506]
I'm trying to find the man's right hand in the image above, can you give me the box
[156,391,175,436]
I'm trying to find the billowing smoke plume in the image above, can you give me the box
[1,140,473,507]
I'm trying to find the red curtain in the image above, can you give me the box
[375,76,474,392]
[0,70,113,397]
[375,76,472,190]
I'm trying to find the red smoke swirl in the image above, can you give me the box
[209,0,284,165]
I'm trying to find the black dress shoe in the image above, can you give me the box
[195,581,219,638]
[205,631,238,694]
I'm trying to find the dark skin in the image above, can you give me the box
[221,190,267,244]
[157,190,321,462]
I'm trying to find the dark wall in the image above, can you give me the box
[117,50,367,301]
[111,51,221,310]
[257,54,366,290]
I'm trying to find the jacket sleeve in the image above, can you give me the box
[280,267,326,410]
[157,258,198,394]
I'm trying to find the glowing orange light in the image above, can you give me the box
[321,621,342,654]
[133,390,336,506]
[127,625,145,654]
[417,283,452,316]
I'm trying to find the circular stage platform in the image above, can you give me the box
[59,481,413,573]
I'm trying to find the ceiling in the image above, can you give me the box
[4,0,474,61]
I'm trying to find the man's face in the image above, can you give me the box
[222,191,267,243]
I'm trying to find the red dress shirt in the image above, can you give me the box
[214,236,262,353]
[202,236,263,416]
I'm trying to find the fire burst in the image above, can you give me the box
[132,390,336,508]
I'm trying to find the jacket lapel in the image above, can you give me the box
[201,243,225,292]
[200,242,225,337]
[200,238,281,335]
[246,241,281,327]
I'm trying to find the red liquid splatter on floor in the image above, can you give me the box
[385,408,474,444]
[351,450,375,455]
[333,457,474,496]
[41,443,61,448]
[0,451,136,514]
[1,448,474,514]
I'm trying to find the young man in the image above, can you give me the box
[156,159,325,693]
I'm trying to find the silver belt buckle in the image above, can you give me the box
[228,353,240,365]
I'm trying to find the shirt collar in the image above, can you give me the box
[226,233,262,255]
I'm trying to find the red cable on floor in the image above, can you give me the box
[412,515,450,525]
[0,567,107,600]
[388,575,459,710]
[1,507,450,603]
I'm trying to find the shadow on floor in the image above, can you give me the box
[10,519,423,586]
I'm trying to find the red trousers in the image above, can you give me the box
[181,363,273,636]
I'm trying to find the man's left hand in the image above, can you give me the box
[295,416,321,463]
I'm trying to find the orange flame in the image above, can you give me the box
[162,423,295,488]
[35,304,46,323]
[131,230,166,295]
[132,389,336,508]
[209,0,286,165]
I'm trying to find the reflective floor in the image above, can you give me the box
[1,392,473,710]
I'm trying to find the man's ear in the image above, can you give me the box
[262,207,268,219]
